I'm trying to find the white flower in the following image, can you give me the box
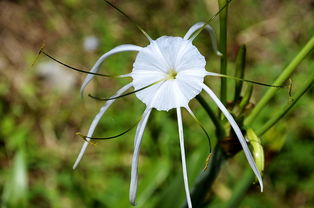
[73,22,263,208]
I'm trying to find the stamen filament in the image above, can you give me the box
[206,72,285,88]
[104,0,152,42]
[73,83,133,169]
[186,106,212,153]
[88,79,164,101]
[76,120,139,140]
[32,43,46,67]
[189,0,233,39]
[40,50,123,78]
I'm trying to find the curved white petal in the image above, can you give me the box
[185,105,196,119]
[129,108,152,205]
[202,84,263,192]
[73,83,133,169]
[184,22,203,40]
[184,22,222,56]
[176,107,192,208]
[80,44,142,95]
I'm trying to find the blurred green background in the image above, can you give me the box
[0,0,313,207]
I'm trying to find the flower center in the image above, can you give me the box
[166,69,177,80]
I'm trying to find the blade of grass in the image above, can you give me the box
[233,45,246,103]
[244,35,314,126]
[218,0,229,106]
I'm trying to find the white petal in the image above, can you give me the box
[184,22,205,40]
[134,40,170,73]
[182,77,204,98]
[202,84,263,192]
[130,108,152,205]
[154,36,186,69]
[176,46,206,71]
[73,83,133,169]
[184,22,222,56]
[80,44,142,95]
[176,107,192,208]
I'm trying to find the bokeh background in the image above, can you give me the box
[0,0,313,207]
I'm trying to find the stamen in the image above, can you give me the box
[186,106,213,172]
[73,83,133,169]
[187,23,222,56]
[186,106,212,153]
[288,78,294,103]
[76,132,97,145]
[40,50,123,78]
[104,0,152,42]
[189,0,233,39]
[203,154,212,171]
[76,120,139,141]
[88,79,164,101]
[206,72,286,88]
[166,69,177,80]
[32,43,46,67]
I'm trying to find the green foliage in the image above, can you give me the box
[0,1,313,208]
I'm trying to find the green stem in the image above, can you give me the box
[183,145,226,208]
[244,35,314,126]
[233,45,246,103]
[221,169,254,208]
[189,36,314,208]
[257,72,314,136]
[218,0,229,106]
[223,74,314,208]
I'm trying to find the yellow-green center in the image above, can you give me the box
[166,69,177,80]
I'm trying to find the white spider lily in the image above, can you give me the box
[73,22,263,208]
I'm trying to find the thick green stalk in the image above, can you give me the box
[223,74,314,208]
[244,35,314,126]
[218,0,229,105]
[188,36,314,208]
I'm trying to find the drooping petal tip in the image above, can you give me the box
[176,107,192,208]
[129,108,152,205]
[202,84,263,195]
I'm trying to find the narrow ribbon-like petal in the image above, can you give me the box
[80,44,142,95]
[130,108,152,205]
[183,22,222,56]
[176,107,192,208]
[73,83,133,169]
[202,84,263,192]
